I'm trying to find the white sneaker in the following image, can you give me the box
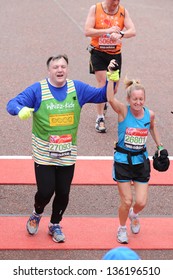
[129,208,140,234]
[117,227,128,244]
[95,117,106,133]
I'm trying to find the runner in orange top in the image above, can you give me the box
[84,0,136,133]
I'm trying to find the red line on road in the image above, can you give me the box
[0,216,172,250]
[0,159,173,185]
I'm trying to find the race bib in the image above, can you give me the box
[49,135,72,158]
[124,128,148,150]
[98,34,117,50]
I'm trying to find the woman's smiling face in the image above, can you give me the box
[128,89,145,112]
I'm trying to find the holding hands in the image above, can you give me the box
[107,59,120,82]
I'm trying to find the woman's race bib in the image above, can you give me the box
[124,128,148,150]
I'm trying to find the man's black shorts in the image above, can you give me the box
[89,49,122,74]
[113,159,151,183]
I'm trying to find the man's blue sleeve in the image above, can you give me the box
[73,80,108,107]
[6,82,41,115]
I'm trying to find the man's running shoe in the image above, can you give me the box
[103,103,108,116]
[48,224,65,243]
[26,212,42,235]
[95,117,106,133]
[117,227,128,244]
[128,207,140,234]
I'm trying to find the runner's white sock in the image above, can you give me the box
[130,208,138,218]
[118,225,127,230]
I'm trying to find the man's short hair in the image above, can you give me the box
[46,54,68,67]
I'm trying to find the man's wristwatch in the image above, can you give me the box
[120,31,125,38]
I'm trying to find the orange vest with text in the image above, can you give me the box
[90,3,125,54]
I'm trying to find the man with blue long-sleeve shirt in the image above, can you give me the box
[6,54,108,243]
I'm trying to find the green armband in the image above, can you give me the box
[157,144,163,151]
